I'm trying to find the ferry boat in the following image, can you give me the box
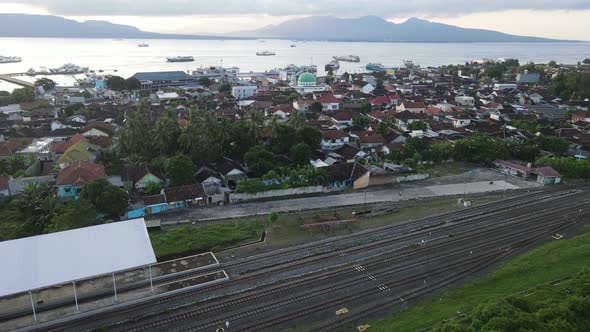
[333,55,360,62]
[256,51,276,56]
[166,56,195,62]
[48,63,89,74]
[0,56,22,64]
[366,63,386,71]
[192,66,240,75]
[138,43,150,47]
[325,60,340,71]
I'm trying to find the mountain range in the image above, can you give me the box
[238,16,565,42]
[0,14,242,40]
[0,14,571,43]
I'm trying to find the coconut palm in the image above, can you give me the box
[246,109,265,143]
[289,109,305,129]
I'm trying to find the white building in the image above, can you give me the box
[231,84,257,99]
[455,96,475,107]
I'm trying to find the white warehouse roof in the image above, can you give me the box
[0,218,156,297]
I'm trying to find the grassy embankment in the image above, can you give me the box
[149,220,263,260]
[370,227,590,332]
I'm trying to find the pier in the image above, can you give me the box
[0,75,34,88]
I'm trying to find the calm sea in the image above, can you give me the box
[1,38,590,92]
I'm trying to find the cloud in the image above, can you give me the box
[6,0,590,17]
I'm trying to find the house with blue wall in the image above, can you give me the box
[56,161,106,200]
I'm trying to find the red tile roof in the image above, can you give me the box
[0,176,8,191]
[56,161,106,186]
[317,94,341,104]
[360,135,386,144]
[0,140,25,157]
[401,102,426,109]
[53,133,89,154]
[332,110,355,121]
[321,130,349,140]
[535,166,561,177]
[493,160,530,173]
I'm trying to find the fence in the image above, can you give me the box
[229,185,323,203]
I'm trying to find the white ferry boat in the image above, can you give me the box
[0,56,22,64]
[166,56,195,62]
[256,51,276,56]
[333,55,360,62]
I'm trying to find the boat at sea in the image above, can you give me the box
[256,51,276,56]
[366,63,386,71]
[192,66,240,75]
[138,43,149,47]
[0,56,22,64]
[290,44,296,48]
[48,63,89,74]
[325,60,340,71]
[333,55,360,62]
[166,56,195,62]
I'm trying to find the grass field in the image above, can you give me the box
[369,227,590,332]
[149,220,263,260]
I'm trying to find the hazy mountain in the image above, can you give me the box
[0,14,244,39]
[238,16,567,42]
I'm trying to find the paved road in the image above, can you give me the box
[160,169,541,225]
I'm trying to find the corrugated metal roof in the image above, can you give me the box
[132,71,190,81]
[0,219,155,296]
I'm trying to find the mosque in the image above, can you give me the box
[290,72,328,95]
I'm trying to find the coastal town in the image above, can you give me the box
[2,54,590,331]
[1,58,590,231]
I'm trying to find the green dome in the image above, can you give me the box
[298,72,317,86]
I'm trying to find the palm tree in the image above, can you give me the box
[268,115,281,139]
[246,109,264,143]
[289,109,305,130]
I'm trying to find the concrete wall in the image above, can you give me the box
[394,173,429,183]
[353,171,371,189]
[230,186,323,203]
[9,176,55,196]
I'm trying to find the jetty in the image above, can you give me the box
[0,75,34,88]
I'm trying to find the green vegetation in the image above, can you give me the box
[106,75,141,91]
[290,143,311,166]
[408,120,428,131]
[244,145,276,178]
[34,78,56,91]
[218,82,232,94]
[236,165,326,193]
[548,72,590,100]
[165,154,196,186]
[0,86,35,106]
[80,178,129,218]
[0,183,110,241]
[536,156,590,178]
[149,221,263,259]
[430,269,590,331]
[371,230,590,332]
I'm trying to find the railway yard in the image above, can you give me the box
[6,186,590,332]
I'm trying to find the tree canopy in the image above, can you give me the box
[245,145,275,177]
[165,154,196,187]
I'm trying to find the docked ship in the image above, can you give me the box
[0,56,22,63]
[48,63,89,74]
[192,66,240,75]
[256,51,276,56]
[138,43,150,47]
[325,60,340,71]
[166,56,195,62]
[366,63,386,71]
[333,55,360,62]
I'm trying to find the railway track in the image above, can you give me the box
[117,203,588,332]
[16,188,586,332]
[5,188,563,324]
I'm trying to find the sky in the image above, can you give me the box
[1,1,589,40]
